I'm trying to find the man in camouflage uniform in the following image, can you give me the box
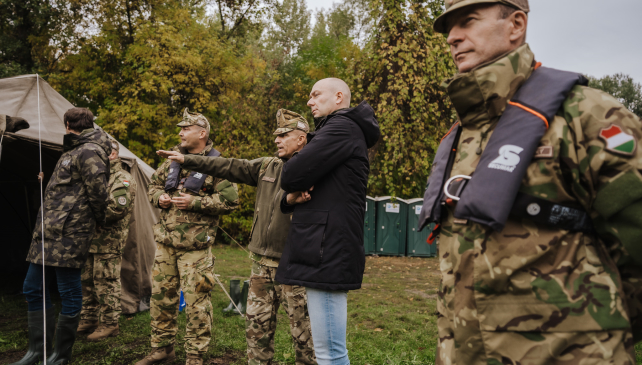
[157,109,316,365]
[136,109,239,365]
[425,1,642,364]
[12,108,111,365]
[78,139,136,341]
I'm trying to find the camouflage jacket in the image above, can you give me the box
[27,128,111,268]
[148,141,239,251]
[182,155,291,259]
[436,44,642,353]
[89,158,137,254]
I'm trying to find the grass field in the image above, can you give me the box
[1,245,641,364]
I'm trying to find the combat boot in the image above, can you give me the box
[233,280,249,315]
[135,345,176,365]
[9,309,55,365]
[185,354,203,365]
[87,323,119,342]
[222,279,240,313]
[76,319,98,335]
[45,312,81,365]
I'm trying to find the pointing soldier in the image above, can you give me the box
[136,109,240,365]
[77,139,136,341]
[157,109,317,365]
[419,0,642,364]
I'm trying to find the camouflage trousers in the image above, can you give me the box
[435,307,635,365]
[151,244,215,355]
[80,253,122,325]
[246,261,316,365]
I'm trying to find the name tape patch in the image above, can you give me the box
[262,176,275,183]
[534,146,554,159]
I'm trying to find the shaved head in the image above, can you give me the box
[307,78,352,118]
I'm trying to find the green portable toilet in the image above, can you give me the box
[406,198,437,257]
[363,196,376,255]
[374,197,408,256]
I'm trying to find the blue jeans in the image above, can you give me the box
[23,263,83,316]
[306,288,349,365]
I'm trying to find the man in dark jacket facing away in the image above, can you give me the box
[277,78,380,365]
[13,108,111,365]
[156,110,317,365]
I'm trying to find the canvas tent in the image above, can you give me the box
[0,74,159,314]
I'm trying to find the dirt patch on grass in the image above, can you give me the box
[406,289,438,299]
[207,350,244,364]
[0,348,30,364]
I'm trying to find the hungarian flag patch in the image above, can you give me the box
[599,124,636,156]
[123,180,130,187]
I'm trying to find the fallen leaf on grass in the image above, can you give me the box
[374,328,383,332]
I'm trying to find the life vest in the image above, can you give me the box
[165,147,221,194]
[418,67,590,233]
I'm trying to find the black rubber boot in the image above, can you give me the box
[45,313,81,365]
[222,279,241,313]
[9,310,55,365]
[233,280,249,315]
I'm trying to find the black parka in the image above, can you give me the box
[276,101,380,290]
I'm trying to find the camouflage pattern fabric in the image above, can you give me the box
[434,44,642,364]
[178,108,211,134]
[80,253,122,325]
[27,128,111,268]
[434,0,530,33]
[89,158,136,254]
[246,259,316,365]
[150,244,215,355]
[148,141,239,251]
[273,109,310,135]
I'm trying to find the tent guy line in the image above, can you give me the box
[37,74,49,365]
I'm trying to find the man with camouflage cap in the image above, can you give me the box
[77,139,136,341]
[157,109,317,365]
[137,108,240,365]
[418,1,642,364]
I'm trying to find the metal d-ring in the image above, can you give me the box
[443,175,472,202]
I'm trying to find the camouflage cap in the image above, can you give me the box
[273,109,310,135]
[177,108,210,134]
[434,0,529,33]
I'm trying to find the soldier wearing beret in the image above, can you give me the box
[137,109,240,365]
[419,1,642,364]
[157,109,317,365]
[77,139,136,341]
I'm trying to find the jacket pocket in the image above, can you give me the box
[289,210,328,267]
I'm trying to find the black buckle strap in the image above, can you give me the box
[510,192,594,233]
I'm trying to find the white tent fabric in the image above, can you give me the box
[0,74,158,313]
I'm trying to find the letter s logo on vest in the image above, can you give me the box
[488,145,524,173]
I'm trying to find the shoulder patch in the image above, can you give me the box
[118,196,127,206]
[123,180,130,187]
[599,124,636,156]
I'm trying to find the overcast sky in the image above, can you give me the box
[305,0,642,82]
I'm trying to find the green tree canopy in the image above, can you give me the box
[589,73,642,119]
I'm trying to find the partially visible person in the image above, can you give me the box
[12,108,111,365]
[157,109,317,365]
[78,139,137,341]
[276,78,380,365]
[136,109,239,365]
[418,0,642,364]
